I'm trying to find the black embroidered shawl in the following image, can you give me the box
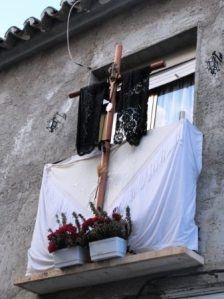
[76,82,109,156]
[114,67,150,146]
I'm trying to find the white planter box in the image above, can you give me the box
[89,237,127,261]
[53,246,88,268]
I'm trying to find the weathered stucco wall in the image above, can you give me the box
[1,0,224,298]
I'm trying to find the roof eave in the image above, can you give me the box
[0,0,143,72]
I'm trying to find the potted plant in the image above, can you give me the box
[47,212,88,268]
[82,202,132,261]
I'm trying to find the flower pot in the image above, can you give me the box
[89,237,127,261]
[53,246,88,268]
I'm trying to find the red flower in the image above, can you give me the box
[58,224,77,235]
[47,232,56,241]
[50,224,77,238]
[112,212,122,221]
[82,216,107,232]
[48,242,57,253]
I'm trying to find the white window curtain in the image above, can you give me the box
[154,75,194,128]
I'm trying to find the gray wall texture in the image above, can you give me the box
[1,0,224,298]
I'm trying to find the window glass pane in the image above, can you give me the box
[154,75,194,128]
[147,95,157,130]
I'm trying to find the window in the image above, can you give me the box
[110,58,196,141]
[147,59,195,129]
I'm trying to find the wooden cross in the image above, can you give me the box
[69,45,165,209]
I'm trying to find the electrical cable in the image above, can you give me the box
[66,0,92,70]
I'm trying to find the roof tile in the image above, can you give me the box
[0,0,85,52]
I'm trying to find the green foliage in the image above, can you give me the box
[82,203,132,243]
[47,204,132,253]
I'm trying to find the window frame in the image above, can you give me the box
[147,59,196,130]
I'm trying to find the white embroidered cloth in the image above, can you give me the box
[26,120,202,274]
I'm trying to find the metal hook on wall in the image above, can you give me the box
[46,112,67,133]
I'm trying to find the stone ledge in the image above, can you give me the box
[14,247,204,295]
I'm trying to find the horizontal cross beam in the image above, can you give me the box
[68,60,165,98]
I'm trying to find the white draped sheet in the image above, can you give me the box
[26,120,202,274]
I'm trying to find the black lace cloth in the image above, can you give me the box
[76,82,109,156]
[114,67,150,146]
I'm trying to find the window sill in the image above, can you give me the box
[14,247,204,295]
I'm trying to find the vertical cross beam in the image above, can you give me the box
[95,44,123,208]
